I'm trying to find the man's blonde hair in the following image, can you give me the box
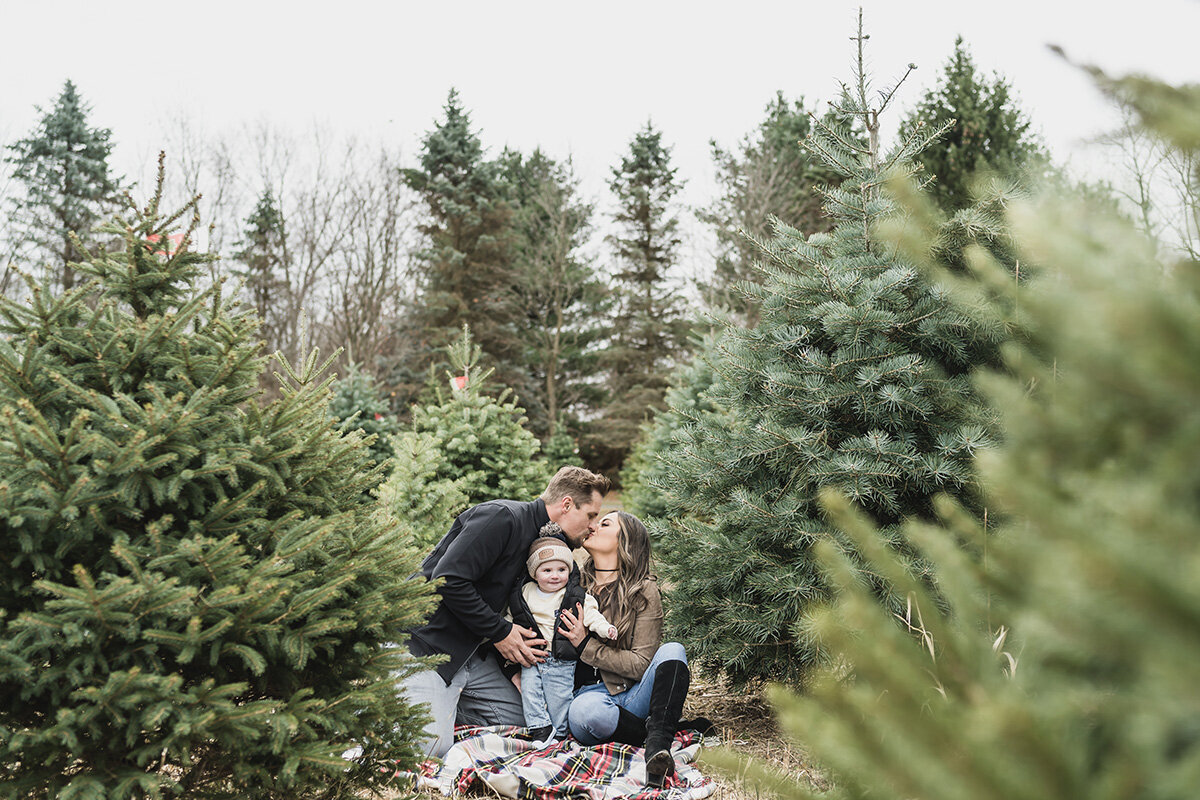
[542,466,611,507]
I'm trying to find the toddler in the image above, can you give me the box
[509,525,616,744]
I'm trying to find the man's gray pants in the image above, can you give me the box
[400,649,525,758]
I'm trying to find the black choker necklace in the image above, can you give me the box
[593,568,619,572]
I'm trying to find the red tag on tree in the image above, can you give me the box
[452,375,468,390]
[146,233,185,256]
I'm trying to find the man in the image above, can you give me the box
[400,465,611,758]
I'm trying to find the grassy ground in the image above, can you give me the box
[681,667,829,797]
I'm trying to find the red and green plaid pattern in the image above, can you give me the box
[422,725,716,800]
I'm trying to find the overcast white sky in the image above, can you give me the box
[2,0,1198,271]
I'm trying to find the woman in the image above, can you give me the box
[557,511,690,789]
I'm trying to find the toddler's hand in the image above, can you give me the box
[606,625,617,640]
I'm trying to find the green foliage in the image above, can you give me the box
[589,122,692,475]
[231,189,289,357]
[378,327,550,553]
[898,37,1047,213]
[708,70,1200,800]
[4,79,126,292]
[392,89,524,410]
[699,93,848,322]
[376,432,470,555]
[500,148,610,443]
[540,422,580,472]
[621,331,721,522]
[647,23,1009,688]
[329,363,400,468]
[0,161,437,799]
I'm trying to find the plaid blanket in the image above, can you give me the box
[418,725,717,800]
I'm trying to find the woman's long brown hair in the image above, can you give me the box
[582,511,653,648]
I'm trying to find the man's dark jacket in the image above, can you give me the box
[408,498,550,684]
[508,562,587,662]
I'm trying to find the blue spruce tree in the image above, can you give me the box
[649,16,1009,687]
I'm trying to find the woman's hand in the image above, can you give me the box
[558,603,588,647]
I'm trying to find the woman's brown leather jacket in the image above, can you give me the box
[578,577,663,695]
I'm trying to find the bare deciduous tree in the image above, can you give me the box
[122,115,429,394]
[1096,98,1200,262]
[320,147,418,369]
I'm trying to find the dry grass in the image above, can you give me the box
[683,667,830,797]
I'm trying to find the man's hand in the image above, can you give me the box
[494,624,546,667]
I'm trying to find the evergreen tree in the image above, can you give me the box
[648,20,1009,687]
[376,432,470,556]
[4,79,125,292]
[377,327,549,552]
[392,89,523,409]
[708,70,1200,800]
[898,37,1047,213]
[621,331,721,522]
[590,122,691,474]
[501,148,610,443]
[329,363,400,468]
[0,159,436,799]
[540,424,580,470]
[232,188,289,359]
[699,94,846,322]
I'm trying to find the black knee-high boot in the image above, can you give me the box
[643,660,689,789]
[610,706,648,747]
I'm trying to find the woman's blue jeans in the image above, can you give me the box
[567,642,687,745]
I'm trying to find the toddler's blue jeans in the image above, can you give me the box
[521,655,576,738]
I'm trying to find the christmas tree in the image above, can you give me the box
[329,363,400,469]
[646,16,1008,687]
[231,188,290,363]
[377,326,549,553]
[705,68,1200,800]
[699,93,849,323]
[4,79,126,293]
[589,122,691,474]
[897,37,1047,213]
[621,330,721,523]
[0,158,437,799]
[393,89,524,410]
[500,148,610,444]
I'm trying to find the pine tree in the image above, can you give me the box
[4,79,125,293]
[393,89,523,409]
[501,148,610,443]
[377,327,549,552]
[0,158,437,799]
[648,18,1010,687]
[621,331,721,522]
[898,37,1047,213]
[329,363,400,468]
[706,70,1200,800]
[232,188,290,359]
[376,432,470,556]
[590,122,691,474]
[699,93,847,322]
